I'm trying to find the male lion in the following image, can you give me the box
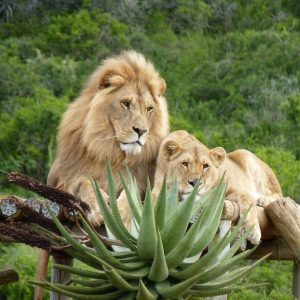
[152,130,282,245]
[48,51,169,227]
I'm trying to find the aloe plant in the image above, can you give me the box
[30,162,268,299]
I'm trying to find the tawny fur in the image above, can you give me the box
[152,130,282,245]
[48,51,169,227]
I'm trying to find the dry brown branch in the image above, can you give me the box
[7,172,90,213]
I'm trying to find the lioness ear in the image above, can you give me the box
[209,147,226,167]
[99,73,126,90]
[164,140,181,160]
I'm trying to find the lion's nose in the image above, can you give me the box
[188,178,199,187]
[133,127,148,137]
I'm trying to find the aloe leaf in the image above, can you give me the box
[223,226,253,261]
[79,214,143,271]
[193,264,263,290]
[148,230,169,282]
[118,256,143,263]
[196,252,270,285]
[53,264,106,279]
[62,248,106,269]
[161,182,199,252]
[188,283,268,297]
[120,173,141,224]
[175,218,252,278]
[155,271,203,299]
[137,279,158,300]
[29,281,124,299]
[106,161,137,242]
[166,174,178,217]
[42,282,115,294]
[118,292,137,300]
[90,178,135,250]
[46,205,95,254]
[157,253,269,299]
[71,278,106,287]
[116,266,150,280]
[137,183,157,259]
[111,251,137,258]
[188,181,227,256]
[165,200,207,268]
[154,177,167,229]
[103,266,138,291]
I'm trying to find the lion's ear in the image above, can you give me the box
[99,73,126,90]
[209,147,226,167]
[164,140,182,160]
[150,78,166,97]
[158,78,166,96]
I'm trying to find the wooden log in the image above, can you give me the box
[0,196,23,219]
[34,250,50,300]
[248,239,294,260]
[222,200,278,240]
[0,266,19,285]
[41,200,63,219]
[265,197,300,261]
[222,200,240,222]
[293,260,300,299]
[51,254,73,300]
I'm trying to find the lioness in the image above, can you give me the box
[152,130,282,245]
[48,51,169,227]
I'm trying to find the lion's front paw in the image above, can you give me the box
[87,208,104,228]
[257,196,275,208]
[246,222,261,245]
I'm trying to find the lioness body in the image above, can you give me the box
[153,130,282,244]
[48,51,169,227]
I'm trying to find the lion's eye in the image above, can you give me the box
[147,106,154,113]
[203,163,209,169]
[121,101,130,109]
[181,161,189,168]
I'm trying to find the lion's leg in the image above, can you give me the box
[70,177,109,227]
[117,190,132,230]
[228,192,261,245]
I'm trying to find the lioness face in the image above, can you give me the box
[157,131,226,201]
[107,82,156,155]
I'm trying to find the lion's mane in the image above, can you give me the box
[48,51,169,195]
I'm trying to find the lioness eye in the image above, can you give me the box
[147,106,154,112]
[203,163,209,169]
[182,162,189,168]
[121,101,130,109]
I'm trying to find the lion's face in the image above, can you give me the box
[76,51,168,163]
[107,82,157,155]
[155,131,226,201]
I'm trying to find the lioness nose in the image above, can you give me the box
[133,127,147,137]
[188,178,199,187]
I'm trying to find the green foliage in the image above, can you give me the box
[0,89,68,187]
[254,147,300,200]
[0,244,50,300]
[37,9,129,60]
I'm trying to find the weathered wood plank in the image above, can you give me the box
[34,250,50,300]
[293,260,300,299]
[50,254,73,300]
[265,197,300,261]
